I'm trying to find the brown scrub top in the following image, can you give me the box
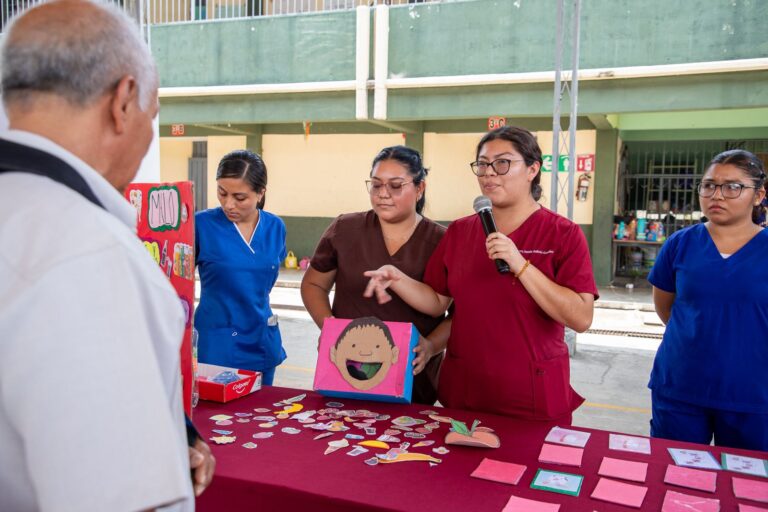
[311,210,447,404]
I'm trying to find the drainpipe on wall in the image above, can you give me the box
[373,4,389,121]
[355,5,370,120]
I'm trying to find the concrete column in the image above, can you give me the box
[404,124,424,156]
[591,129,619,286]
[246,128,263,157]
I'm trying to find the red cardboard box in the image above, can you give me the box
[197,363,261,403]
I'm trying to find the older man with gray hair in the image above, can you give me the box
[0,1,212,510]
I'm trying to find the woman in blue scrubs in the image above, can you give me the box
[649,149,768,451]
[195,150,287,385]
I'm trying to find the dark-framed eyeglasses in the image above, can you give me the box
[365,180,414,196]
[697,182,759,199]
[469,158,526,176]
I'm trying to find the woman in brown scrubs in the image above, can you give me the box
[300,145,449,405]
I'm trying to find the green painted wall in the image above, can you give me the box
[282,216,335,262]
[151,11,357,87]
[159,71,768,125]
[389,0,767,76]
[150,0,768,88]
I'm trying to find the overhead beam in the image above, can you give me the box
[587,114,615,130]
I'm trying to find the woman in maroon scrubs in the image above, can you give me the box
[364,127,598,422]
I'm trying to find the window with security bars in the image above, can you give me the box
[613,139,768,280]
[620,139,768,232]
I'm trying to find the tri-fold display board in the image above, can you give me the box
[124,182,195,414]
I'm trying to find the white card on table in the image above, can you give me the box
[545,426,591,448]
[722,453,768,478]
[668,448,721,470]
[609,433,651,455]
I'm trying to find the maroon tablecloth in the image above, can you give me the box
[195,386,767,511]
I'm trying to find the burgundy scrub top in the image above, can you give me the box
[424,207,598,421]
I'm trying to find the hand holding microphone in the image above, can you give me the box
[473,196,511,274]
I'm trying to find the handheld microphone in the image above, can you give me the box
[473,196,511,274]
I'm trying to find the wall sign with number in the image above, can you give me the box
[487,116,507,130]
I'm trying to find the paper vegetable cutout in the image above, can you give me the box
[314,317,419,403]
[445,419,501,448]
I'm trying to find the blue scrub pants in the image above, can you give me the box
[259,366,276,386]
[651,391,768,451]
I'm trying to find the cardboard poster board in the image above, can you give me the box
[124,182,195,415]
[314,317,418,404]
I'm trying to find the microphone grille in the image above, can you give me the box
[473,195,492,213]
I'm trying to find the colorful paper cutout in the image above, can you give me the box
[471,458,526,485]
[739,504,768,512]
[538,443,584,467]
[376,452,441,464]
[661,490,720,512]
[347,446,369,457]
[590,477,647,508]
[502,495,560,512]
[209,435,236,445]
[324,439,349,455]
[273,403,303,415]
[445,419,500,448]
[664,464,717,493]
[733,476,768,503]
[530,469,583,496]
[359,440,389,449]
[273,394,306,406]
[597,456,648,483]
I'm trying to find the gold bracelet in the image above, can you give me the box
[515,259,531,279]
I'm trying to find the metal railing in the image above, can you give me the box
[1,0,131,33]
[1,0,452,31]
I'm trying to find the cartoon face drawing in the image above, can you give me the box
[330,318,399,390]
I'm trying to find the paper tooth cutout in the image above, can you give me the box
[444,419,500,448]
[273,394,306,406]
[325,439,350,455]
[209,435,236,445]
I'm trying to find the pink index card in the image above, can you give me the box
[538,443,584,467]
[739,504,768,512]
[733,477,768,503]
[664,464,717,493]
[590,477,648,508]
[598,456,648,483]
[661,490,720,512]
[470,458,526,485]
[502,494,561,512]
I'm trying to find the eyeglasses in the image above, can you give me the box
[469,158,526,176]
[697,182,759,199]
[366,180,414,196]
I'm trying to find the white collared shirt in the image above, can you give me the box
[0,130,193,512]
